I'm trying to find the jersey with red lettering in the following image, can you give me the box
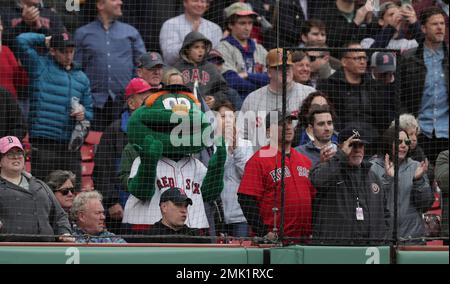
[238,146,316,239]
[122,156,209,229]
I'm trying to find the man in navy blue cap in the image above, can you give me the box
[142,187,209,243]
[309,125,388,245]
[16,31,93,190]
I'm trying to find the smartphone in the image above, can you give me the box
[373,0,380,12]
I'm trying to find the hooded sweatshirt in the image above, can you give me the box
[174,31,228,100]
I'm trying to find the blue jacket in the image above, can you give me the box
[17,33,93,142]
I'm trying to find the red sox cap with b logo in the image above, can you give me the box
[0,136,24,154]
[371,52,396,73]
[50,32,75,49]
[137,52,166,69]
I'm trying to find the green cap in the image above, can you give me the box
[224,2,257,18]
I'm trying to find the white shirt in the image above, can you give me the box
[299,0,308,20]
[159,14,223,66]
[123,156,209,229]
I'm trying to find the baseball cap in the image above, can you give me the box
[0,136,24,154]
[224,2,258,18]
[50,32,75,49]
[338,126,370,145]
[265,111,297,129]
[159,187,193,206]
[266,48,293,67]
[207,49,225,65]
[371,52,396,73]
[137,52,166,69]
[125,78,152,99]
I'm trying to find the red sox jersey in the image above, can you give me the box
[122,156,209,229]
[238,146,316,239]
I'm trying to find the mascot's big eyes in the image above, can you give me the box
[162,98,177,110]
[162,97,192,111]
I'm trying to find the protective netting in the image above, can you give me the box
[0,0,448,246]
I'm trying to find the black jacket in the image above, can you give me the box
[142,220,209,243]
[266,0,320,48]
[309,150,389,244]
[400,43,449,117]
[0,87,26,140]
[323,3,371,48]
[93,117,128,208]
[317,69,383,140]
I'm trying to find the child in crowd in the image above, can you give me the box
[174,31,228,107]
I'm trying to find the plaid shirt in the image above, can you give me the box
[72,227,126,244]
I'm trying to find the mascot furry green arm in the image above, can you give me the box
[121,85,226,228]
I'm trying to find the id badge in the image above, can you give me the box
[356,207,364,221]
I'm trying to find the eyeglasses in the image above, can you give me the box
[345,56,368,62]
[56,187,75,196]
[308,55,325,62]
[398,139,411,146]
[4,151,25,159]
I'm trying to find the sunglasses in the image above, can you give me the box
[398,139,411,146]
[308,55,325,62]
[56,187,75,196]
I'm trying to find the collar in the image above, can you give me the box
[224,35,256,55]
[95,17,117,30]
[424,43,444,57]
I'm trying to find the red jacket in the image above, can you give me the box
[0,45,29,99]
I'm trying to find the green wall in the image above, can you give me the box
[0,245,447,264]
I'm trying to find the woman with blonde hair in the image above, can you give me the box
[162,67,184,86]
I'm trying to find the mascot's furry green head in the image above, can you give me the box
[124,84,225,202]
[127,85,213,157]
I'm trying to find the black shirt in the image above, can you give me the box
[133,221,210,243]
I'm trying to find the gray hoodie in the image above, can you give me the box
[370,157,434,242]
[174,31,228,100]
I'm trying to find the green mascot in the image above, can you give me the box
[120,85,226,230]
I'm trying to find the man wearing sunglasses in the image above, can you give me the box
[304,43,338,88]
[309,126,388,245]
[0,136,73,242]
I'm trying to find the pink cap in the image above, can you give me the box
[0,136,24,154]
[125,78,152,100]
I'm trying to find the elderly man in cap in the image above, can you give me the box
[16,32,93,190]
[238,111,316,243]
[136,51,166,90]
[143,187,208,243]
[238,48,315,151]
[217,2,269,99]
[309,125,388,245]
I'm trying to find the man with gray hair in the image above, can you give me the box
[71,191,126,243]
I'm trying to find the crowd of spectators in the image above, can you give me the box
[0,0,448,244]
